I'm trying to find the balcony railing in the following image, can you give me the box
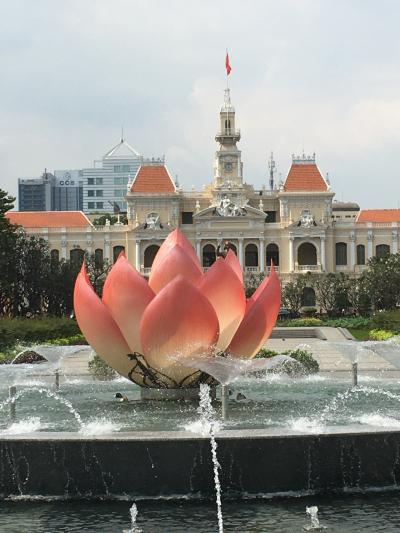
[142,267,151,275]
[245,266,259,273]
[296,264,321,272]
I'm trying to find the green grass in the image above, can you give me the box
[347,328,371,341]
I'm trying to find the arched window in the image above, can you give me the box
[94,248,103,269]
[144,245,160,268]
[302,287,316,307]
[376,244,390,258]
[50,249,59,263]
[356,244,365,265]
[266,243,279,267]
[113,245,125,263]
[70,248,84,267]
[245,244,258,267]
[224,119,231,133]
[335,242,347,266]
[297,242,317,265]
[202,244,216,267]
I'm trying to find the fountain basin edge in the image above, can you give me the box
[1,426,400,500]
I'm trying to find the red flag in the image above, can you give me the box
[225,52,231,75]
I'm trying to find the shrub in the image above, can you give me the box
[88,353,116,378]
[300,306,317,317]
[45,334,87,346]
[277,317,323,327]
[255,347,319,374]
[369,329,398,341]
[0,317,81,348]
[372,310,400,333]
[283,348,319,374]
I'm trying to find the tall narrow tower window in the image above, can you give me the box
[224,119,231,133]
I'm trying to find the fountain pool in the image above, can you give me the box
[3,370,400,434]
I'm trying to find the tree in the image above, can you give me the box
[361,254,400,310]
[314,273,344,315]
[282,275,308,314]
[0,189,15,226]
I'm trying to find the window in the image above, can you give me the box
[96,190,103,197]
[357,244,365,265]
[113,245,125,263]
[87,178,94,185]
[335,242,347,266]
[95,178,103,185]
[182,211,193,224]
[265,211,276,223]
[114,165,131,173]
[88,190,94,197]
[70,248,84,267]
[96,202,103,209]
[266,243,279,266]
[114,189,125,197]
[95,248,104,269]
[245,244,258,267]
[202,244,216,267]
[376,244,390,258]
[50,249,59,263]
[114,177,129,185]
[88,202,95,209]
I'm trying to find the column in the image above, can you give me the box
[135,240,141,271]
[238,238,244,267]
[349,233,355,271]
[320,236,326,272]
[289,237,294,272]
[392,225,398,254]
[196,240,201,261]
[367,231,373,260]
[104,235,110,261]
[259,238,265,272]
[61,239,67,260]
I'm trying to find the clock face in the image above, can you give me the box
[224,162,233,172]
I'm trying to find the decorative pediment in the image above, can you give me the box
[194,204,265,221]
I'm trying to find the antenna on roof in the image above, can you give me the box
[121,125,124,143]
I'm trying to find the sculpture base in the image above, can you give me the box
[140,387,216,401]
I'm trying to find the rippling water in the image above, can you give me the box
[1,493,400,532]
[1,372,400,433]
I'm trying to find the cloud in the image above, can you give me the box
[0,0,399,208]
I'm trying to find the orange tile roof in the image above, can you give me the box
[357,209,400,223]
[284,163,328,192]
[130,165,176,193]
[6,211,92,228]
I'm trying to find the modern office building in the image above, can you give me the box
[18,170,83,212]
[53,170,83,211]
[18,171,55,211]
[82,138,143,214]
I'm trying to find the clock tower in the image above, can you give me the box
[213,89,246,206]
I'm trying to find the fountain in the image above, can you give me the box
[304,506,327,531]
[3,229,400,530]
[122,502,142,533]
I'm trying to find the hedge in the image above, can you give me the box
[0,317,81,351]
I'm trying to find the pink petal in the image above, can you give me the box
[140,276,219,382]
[102,254,154,354]
[151,228,201,273]
[149,244,203,293]
[224,249,243,283]
[73,264,134,379]
[198,258,246,351]
[228,266,281,358]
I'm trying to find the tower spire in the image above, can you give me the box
[268,152,276,191]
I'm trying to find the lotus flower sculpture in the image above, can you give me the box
[74,229,281,388]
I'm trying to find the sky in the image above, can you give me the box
[1,0,400,208]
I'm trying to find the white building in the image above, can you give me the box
[82,138,142,214]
